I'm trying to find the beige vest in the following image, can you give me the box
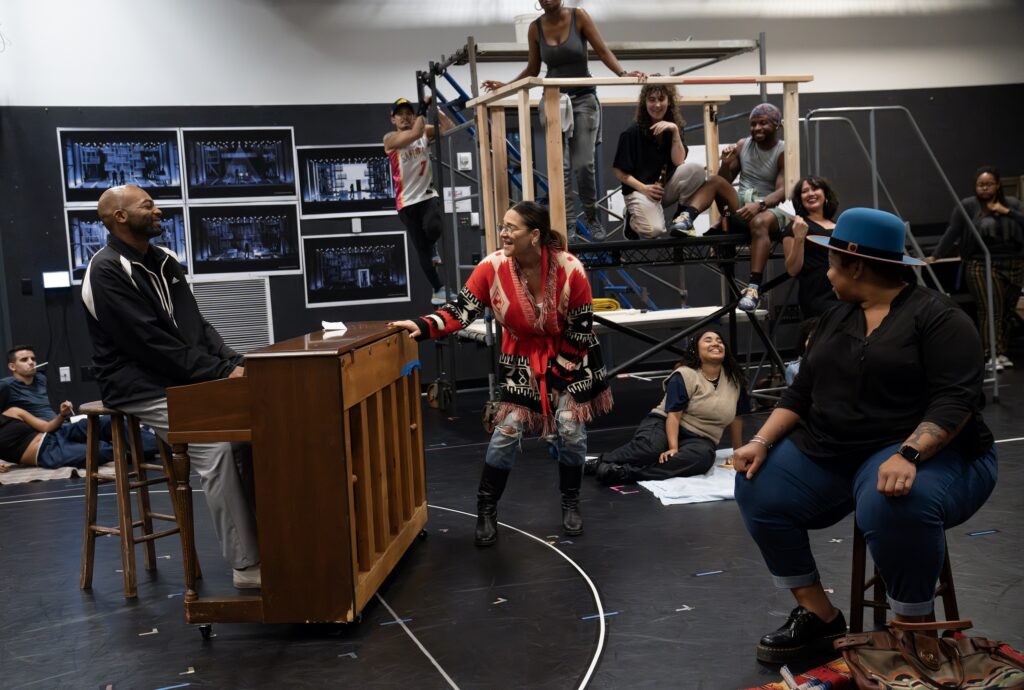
[650,366,739,444]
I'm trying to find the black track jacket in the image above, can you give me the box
[82,235,242,407]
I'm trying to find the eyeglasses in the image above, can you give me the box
[498,223,525,236]
[976,181,998,188]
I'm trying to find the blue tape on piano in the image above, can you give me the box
[401,359,421,377]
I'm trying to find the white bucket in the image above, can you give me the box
[513,14,534,43]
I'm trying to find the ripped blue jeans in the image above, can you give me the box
[484,394,587,470]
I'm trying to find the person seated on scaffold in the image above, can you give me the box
[613,83,738,240]
[389,200,613,545]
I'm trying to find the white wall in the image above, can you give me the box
[2,0,1023,107]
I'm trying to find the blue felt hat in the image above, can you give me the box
[807,207,925,266]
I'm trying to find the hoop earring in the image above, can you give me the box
[532,239,539,247]
[534,2,542,10]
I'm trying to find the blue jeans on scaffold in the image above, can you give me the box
[735,438,997,616]
[484,395,587,470]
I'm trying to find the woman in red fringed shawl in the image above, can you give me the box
[390,200,612,546]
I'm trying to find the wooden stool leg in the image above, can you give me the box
[939,540,959,620]
[170,442,200,599]
[111,415,138,599]
[128,417,157,571]
[850,525,867,633]
[871,564,887,627]
[79,415,102,590]
[157,439,202,581]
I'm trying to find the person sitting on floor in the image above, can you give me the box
[732,208,997,664]
[782,176,840,318]
[0,402,114,471]
[1,344,159,458]
[613,83,738,239]
[587,329,746,485]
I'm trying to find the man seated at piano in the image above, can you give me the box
[81,185,262,590]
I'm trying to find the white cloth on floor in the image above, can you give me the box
[0,461,115,485]
[637,448,737,505]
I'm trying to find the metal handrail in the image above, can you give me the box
[805,105,999,399]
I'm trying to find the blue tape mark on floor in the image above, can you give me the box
[580,611,619,621]
[694,570,724,577]
[968,529,999,536]
[380,618,413,626]
[154,683,191,690]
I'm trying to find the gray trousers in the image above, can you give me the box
[624,162,706,238]
[541,91,601,226]
[118,397,260,570]
[603,413,716,480]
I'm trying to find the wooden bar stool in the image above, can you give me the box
[79,401,201,599]
[849,523,959,632]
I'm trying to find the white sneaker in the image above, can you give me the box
[431,287,448,305]
[985,358,1005,373]
[233,564,261,589]
[996,354,1014,369]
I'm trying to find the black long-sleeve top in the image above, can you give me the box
[933,195,1024,260]
[779,284,992,464]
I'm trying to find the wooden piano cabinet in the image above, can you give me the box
[166,322,428,626]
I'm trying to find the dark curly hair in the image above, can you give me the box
[674,329,745,389]
[635,83,685,140]
[791,175,839,220]
[510,200,566,250]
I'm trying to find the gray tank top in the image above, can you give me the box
[737,137,785,197]
[536,9,594,94]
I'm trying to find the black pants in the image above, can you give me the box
[398,196,443,291]
[603,413,716,481]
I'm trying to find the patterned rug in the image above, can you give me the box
[740,658,854,690]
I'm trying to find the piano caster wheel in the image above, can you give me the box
[418,529,428,541]
[427,381,452,409]
[199,624,213,640]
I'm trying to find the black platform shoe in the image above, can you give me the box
[594,461,634,486]
[558,463,584,536]
[756,606,848,664]
[583,455,602,476]
[475,464,510,547]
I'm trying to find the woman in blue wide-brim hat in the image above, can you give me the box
[731,207,998,664]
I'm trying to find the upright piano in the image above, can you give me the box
[165,322,427,625]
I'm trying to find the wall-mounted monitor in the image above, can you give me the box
[66,206,188,283]
[297,144,396,218]
[188,203,302,280]
[58,128,183,204]
[303,231,410,308]
[182,127,298,202]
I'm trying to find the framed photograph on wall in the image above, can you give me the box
[66,206,189,283]
[296,144,396,218]
[58,128,183,204]
[188,203,302,280]
[182,127,298,202]
[303,231,410,308]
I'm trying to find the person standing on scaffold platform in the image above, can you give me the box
[389,201,613,545]
[385,94,454,305]
[481,0,646,241]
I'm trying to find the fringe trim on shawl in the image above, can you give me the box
[491,387,614,437]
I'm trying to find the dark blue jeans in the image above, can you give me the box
[735,438,997,616]
[36,417,159,469]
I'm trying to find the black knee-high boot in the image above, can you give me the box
[559,463,584,536]
[475,463,510,547]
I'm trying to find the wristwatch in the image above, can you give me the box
[897,444,922,464]
[758,200,768,212]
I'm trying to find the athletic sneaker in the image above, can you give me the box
[669,213,696,237]
[738,284,760,312]
[985,357,1005,372]
[997,354,1014,368]
[431,245,442,266]
[586,216,607,241]
[431,287,448,306]
[232,564,261,589]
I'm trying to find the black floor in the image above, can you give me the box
[1,372,1021,689]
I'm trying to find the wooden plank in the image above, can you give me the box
[703,103,722,224]
[340,333,409,410]
[518,89,535,200]
[368,391,391,549]
[342,407,362,573]
[544,85,567,240]
[352,401,374,569]
[490,108,510,219]
[167,376,250,436]
[395,376,415,521]
[166,429,250,444]
[382,382,403,531]
[783,81,801,199]
[409,367,426,506]
[476,104,498,254]
[492,95,732,108]
[466,75,813,108]
[185,596,264,624]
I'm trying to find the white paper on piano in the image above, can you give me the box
[321,320,348,339]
